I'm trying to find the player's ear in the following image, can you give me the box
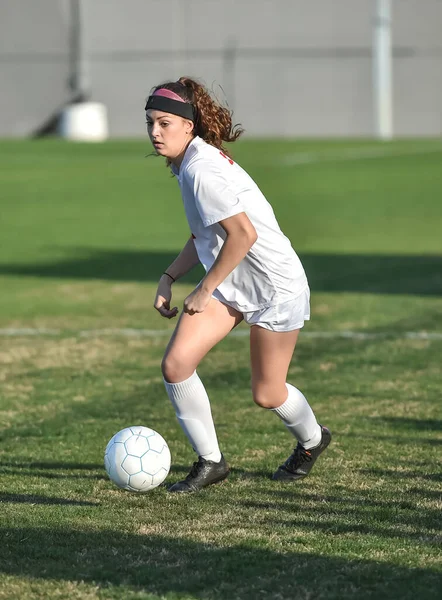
[184,119,194,135]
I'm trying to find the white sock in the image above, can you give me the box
[271,383,322,449]
[163,371,222,462]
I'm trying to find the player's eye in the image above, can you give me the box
[160,122,169,127]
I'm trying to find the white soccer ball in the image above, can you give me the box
[104,426,171,492]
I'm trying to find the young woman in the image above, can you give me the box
[146,77,331,493]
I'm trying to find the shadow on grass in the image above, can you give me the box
[359,467,442,482]
[0,249,442,295]
[1,528,441,599]
[407,488,442,500]
[339,431,442,446]
[0,460,106,480]
[240,502,441,546]
[239,486,441,546]
[0,492,99,506]
[0,459,271,483]
[169,464,270,479]
[0,460,103,470]
[368,417,442,432]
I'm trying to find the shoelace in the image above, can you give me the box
[185,458,205,480]
[287,444,312,469]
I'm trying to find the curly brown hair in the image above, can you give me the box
[149,77,244,157]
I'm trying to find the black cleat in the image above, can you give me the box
[272,425,331,481]
[168,455,230,493]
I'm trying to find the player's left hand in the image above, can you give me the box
[183,286,212,315]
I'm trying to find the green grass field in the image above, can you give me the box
[0,138,441,600]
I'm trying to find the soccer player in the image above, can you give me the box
[146,77,331,493]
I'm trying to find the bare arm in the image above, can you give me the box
[201,212,257,293]
[154,236,200,319]
[163,235,200,282]
[183,212,257,314]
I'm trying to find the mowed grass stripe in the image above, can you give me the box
[1,327,442,340]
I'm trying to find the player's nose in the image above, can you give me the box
[151,122,161,138]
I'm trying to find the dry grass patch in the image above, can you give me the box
[0,337,163,376]
[0,577,103,600]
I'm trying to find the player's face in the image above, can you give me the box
[146,109,193,163]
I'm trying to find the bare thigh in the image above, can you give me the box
[162,298,243,383]
[250,325,300,408]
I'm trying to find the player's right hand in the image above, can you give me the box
[154,278,179,319]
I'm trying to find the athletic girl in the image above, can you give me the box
[146,77,331,492]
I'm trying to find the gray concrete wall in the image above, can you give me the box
[0,0,71,136]
[0,0,441,138]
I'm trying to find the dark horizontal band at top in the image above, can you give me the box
[145,95,195,121]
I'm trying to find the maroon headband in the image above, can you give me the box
[145,88,195,121]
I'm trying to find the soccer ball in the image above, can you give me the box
[104,425,171,492]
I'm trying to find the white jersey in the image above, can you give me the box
[172,136,308,312]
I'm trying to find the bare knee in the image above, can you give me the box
[161,353,196,383]
[252,382,287,409]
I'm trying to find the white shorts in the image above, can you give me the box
[242,287,310,332]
